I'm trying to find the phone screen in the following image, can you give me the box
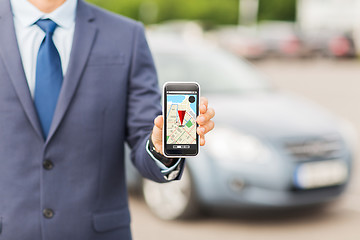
[163,83,199,157]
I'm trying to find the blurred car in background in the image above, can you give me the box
[209,21,309,59]
[207,26,266,60]
[126,33,356,220]
[302,30,356,58]
[257,21,309,58]
[147,20,357,60]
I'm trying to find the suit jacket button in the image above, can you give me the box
[43,208,54,219]
[43,160,54,170]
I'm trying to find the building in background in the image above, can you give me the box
[297,0,360,56]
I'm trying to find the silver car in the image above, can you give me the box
[126,34,356,220]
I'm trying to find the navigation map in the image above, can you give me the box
[166,95,197,145]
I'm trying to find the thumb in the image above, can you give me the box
[154,115,163,130]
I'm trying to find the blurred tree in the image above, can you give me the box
[86,0,296,25]
[87,0,239,25]
[258,0,296,22]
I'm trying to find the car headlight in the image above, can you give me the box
[205,127,272,165]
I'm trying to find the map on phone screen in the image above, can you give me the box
[166,94,197,144]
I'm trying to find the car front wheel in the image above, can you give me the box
[142,166,199,220]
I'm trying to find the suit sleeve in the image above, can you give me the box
[125,23,184,183]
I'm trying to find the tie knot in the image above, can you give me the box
[36,19,58,35]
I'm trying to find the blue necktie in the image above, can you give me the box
[34,19,63,138]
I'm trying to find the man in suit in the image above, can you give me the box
[0,0,215,239]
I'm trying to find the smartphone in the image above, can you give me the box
[163,82,200,158]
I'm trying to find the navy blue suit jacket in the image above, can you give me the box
[0,0,182,239]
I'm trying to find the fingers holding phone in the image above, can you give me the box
[151,115,164,154]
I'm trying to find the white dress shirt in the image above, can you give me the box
[10,0,181,179]
[10,0,77,97]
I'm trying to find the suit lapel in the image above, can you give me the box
[0,0,43,140]
[46,0,97,144]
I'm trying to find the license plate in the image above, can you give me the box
[294,160,348,189]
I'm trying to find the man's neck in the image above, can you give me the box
[27,0,67,13]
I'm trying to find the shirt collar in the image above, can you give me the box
[10,0,77,29]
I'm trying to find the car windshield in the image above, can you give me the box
[152,47,270,94]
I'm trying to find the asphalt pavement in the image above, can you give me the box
[129,59,360,240]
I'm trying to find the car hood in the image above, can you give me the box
[207,91,340,140]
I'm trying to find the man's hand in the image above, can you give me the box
[151,97,215,155]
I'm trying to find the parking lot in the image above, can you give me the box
[129,59,360,240]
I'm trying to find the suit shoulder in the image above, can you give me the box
[84,2,142,29]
